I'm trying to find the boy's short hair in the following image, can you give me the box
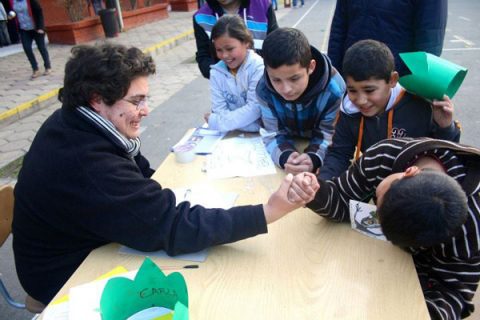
[262,27,312,69]
[342,39,395,82]
[377,170,468,248]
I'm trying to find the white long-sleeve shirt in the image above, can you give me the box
[208,49,264,132]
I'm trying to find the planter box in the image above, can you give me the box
[46,17,103,45]
[169,0,198,11]
[44,3,169,45]
[122,3,169,29]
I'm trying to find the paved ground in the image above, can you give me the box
[0,10,197,177]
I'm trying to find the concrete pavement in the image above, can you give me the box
[0,10,197,179]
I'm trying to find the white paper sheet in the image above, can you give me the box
[172,186,238,209]
[68,270,137,320]
[171,127,226,155]
[205,137,277,179]
[42,300,69,320]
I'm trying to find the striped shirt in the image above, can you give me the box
[308,138,480,319]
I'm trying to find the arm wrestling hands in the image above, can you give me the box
[263,172,319,224]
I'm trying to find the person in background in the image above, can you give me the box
[320,40,461,180]
[292,0,303,9]
[204,15,263,132]
[0,2,11,46]
[9,0,52,79]
[256,27,345,175]
[12,43,319,305]
[289,137,480,320]
[193,0,278,79]
[327,0,447,76]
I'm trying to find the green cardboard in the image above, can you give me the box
[399,52,468,101]
[100,257,188,320]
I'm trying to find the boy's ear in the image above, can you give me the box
[307,59,316,75]
[404,166,421,177]
[389,71,399,88]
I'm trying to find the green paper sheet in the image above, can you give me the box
[399,52,467,101]
[100,257,188,320]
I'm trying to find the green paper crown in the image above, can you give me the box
[399,51,468,101]
[100,257,189,320]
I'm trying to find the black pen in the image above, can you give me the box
[160,264,199,270]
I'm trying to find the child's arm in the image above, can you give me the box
[193,16,215,79]
[319,112,357,180]
[259,103,297,168]
[266,4,279,33]
[418,251,480,320]
[306,139,402,222]
[304,76,344,171]
[431,95,461,142]
[207,61,264,132]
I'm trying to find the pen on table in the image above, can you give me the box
[159,264,199,270]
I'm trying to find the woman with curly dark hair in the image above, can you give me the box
[12,42,316,305]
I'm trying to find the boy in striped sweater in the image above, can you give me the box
[289,137,480,319]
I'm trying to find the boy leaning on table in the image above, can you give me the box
[288,137,480,320]
[256,27,346,176]
[12,42,319,306]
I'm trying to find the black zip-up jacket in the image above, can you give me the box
[320,91,461,180]
[12,105,267,305]
[327,0,447,76]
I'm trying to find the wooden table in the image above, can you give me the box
[40,147,430,319]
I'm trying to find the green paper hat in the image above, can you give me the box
[399,51,468,100]
[100,257,189,320]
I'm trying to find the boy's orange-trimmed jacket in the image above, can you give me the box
[320,87,461,180]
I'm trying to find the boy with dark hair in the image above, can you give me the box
[378,168,468,248]
[320,39,461,180]
[288,137,480,320]
[256,27,345,175]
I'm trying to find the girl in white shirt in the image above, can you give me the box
[204,15,264,132]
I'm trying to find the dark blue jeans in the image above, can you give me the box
[19,29,51,71]
[0,21,11,46]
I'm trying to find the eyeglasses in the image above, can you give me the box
[122,96,151,111]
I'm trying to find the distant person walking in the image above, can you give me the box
[9,0,52,79]
[0,2,10,46]
[193,0,278,79]
[327,0,447,76]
